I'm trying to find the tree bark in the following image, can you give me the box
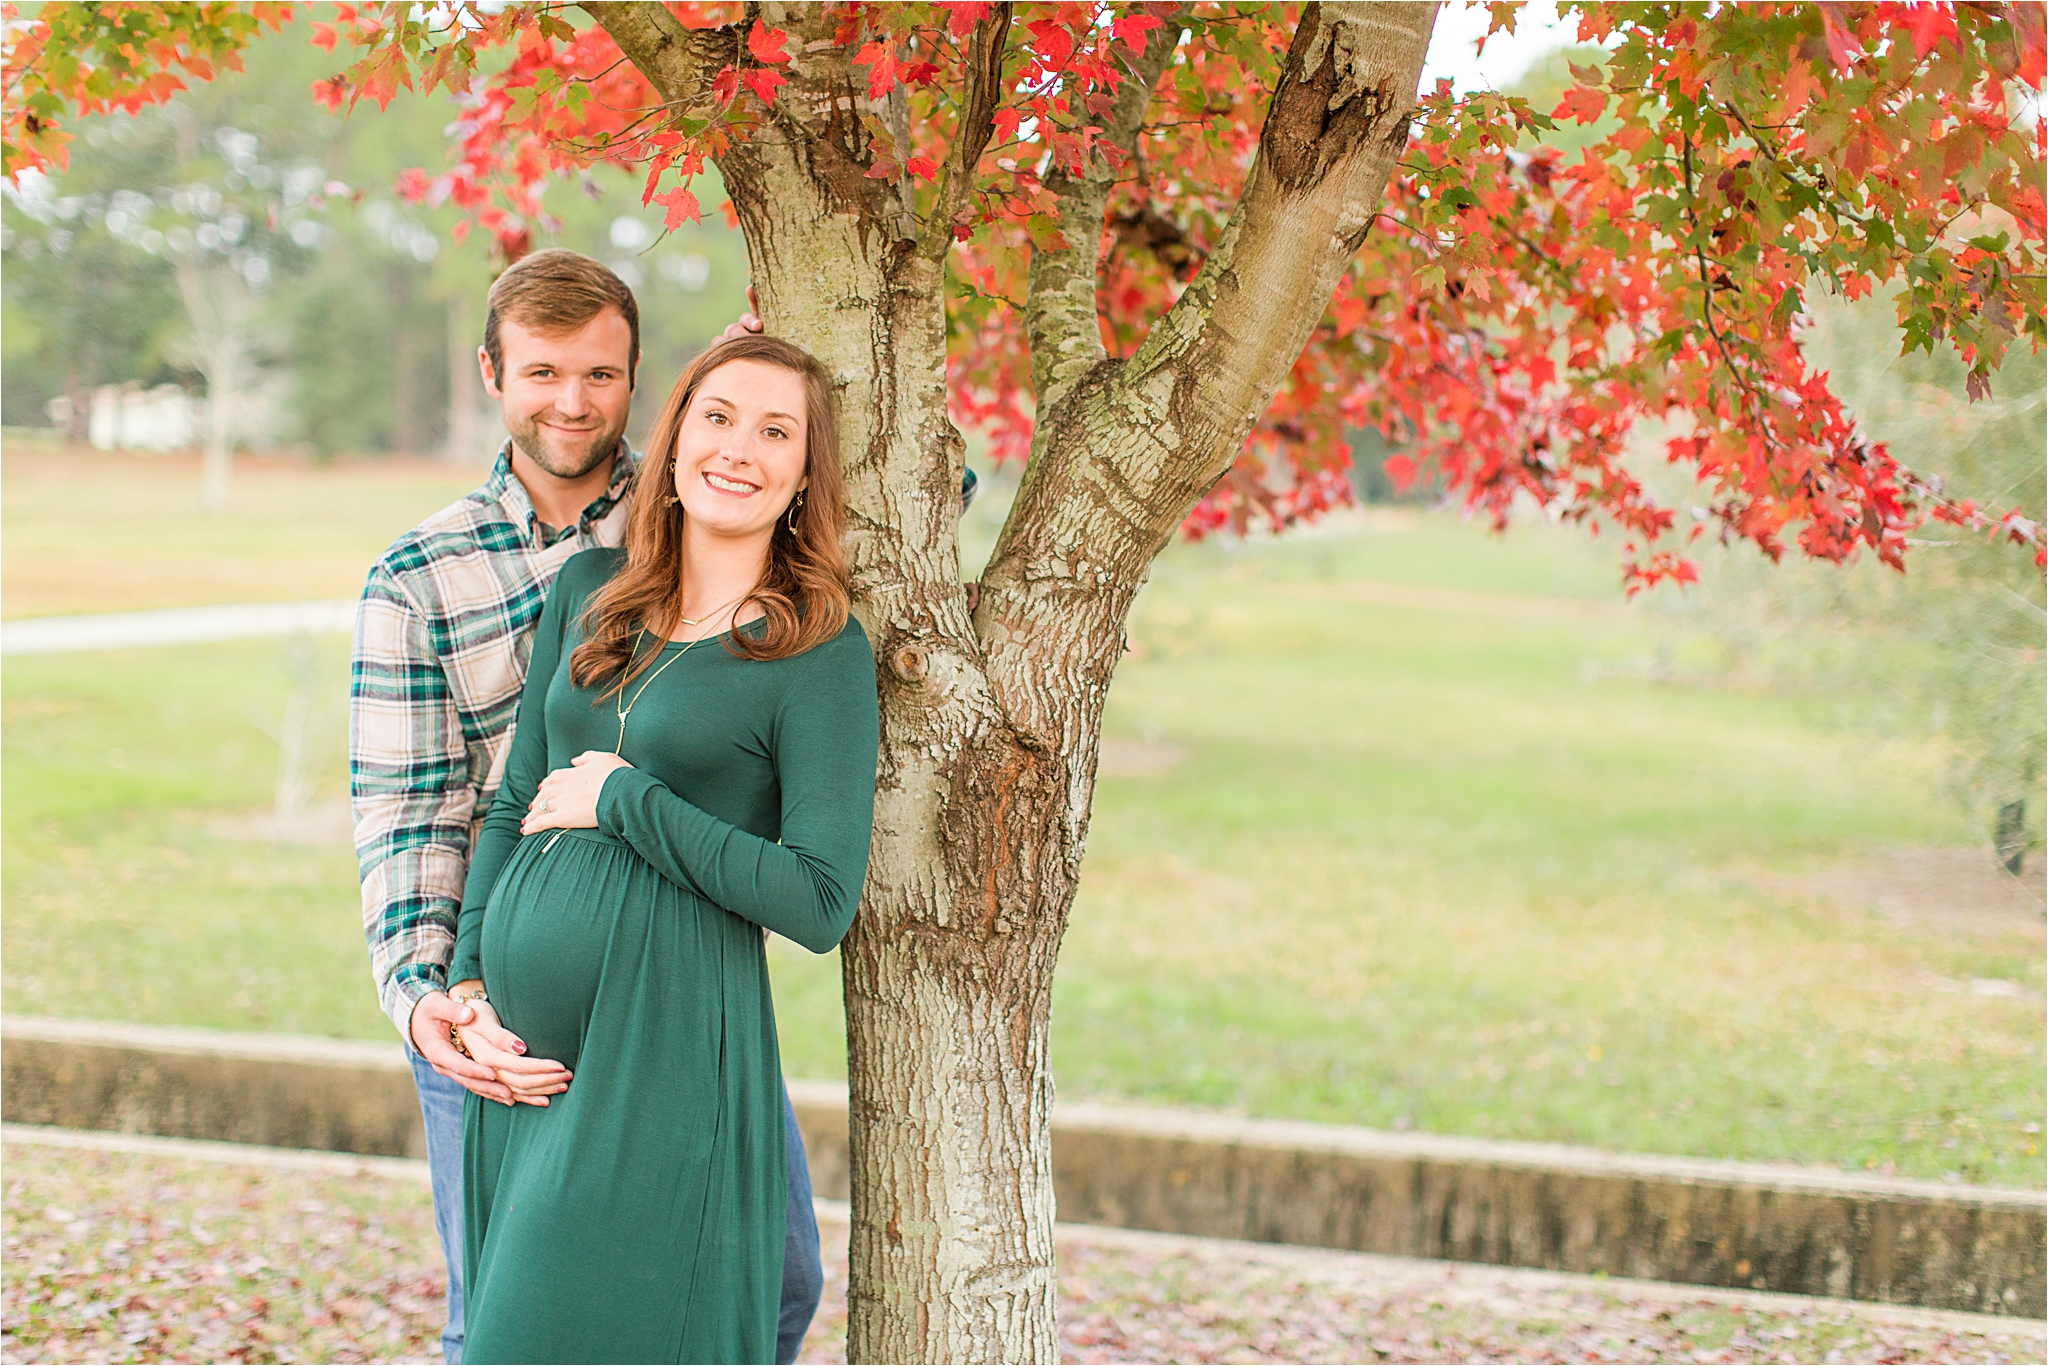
[588,4,1437,1360]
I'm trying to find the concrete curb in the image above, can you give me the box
[4,1016,2041,1317]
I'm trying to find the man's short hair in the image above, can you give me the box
[483,248,641,389]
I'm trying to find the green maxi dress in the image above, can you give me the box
[449,548,878,1365]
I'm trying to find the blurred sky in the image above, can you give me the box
[1421,0,1581,95]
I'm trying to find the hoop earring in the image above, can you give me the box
[786,490,804,533]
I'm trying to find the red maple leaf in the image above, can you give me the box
[1024,19,1074,71]
[747,20,791,66]
[653,186,700,229]
[1554,85,1607,124]
[854,40,900,99]
[1111,13,1164,54]
[1818,4,1861,71]
[945,2,994,39]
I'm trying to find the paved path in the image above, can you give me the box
[5,1125,2041,1364]
[0,601,355,655]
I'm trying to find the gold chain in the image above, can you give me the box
[612,594,747,752]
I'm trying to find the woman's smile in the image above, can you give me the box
[702,469,761,496]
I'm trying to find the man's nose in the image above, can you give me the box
[555,376,592,416]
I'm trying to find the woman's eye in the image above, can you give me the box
[764,426,786,440]
[707,412,728,425]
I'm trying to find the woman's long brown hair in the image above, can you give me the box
[569,334,850,699]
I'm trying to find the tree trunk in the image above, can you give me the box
[1996,797,2027,875]
[60,365,91,445]
[588,4,1436,1359]
[198,350,236,512]
[199,360,235,512]
[708,33,1059,1359]
[176,258,251,513]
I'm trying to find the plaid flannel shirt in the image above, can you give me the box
[351,442,638,1041]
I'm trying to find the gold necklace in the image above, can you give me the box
[612,594,747,751]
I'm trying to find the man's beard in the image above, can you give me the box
[505,407,626,481]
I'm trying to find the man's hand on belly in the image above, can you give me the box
[523,750,633,836]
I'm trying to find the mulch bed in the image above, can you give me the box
[5,1140,2040,1364]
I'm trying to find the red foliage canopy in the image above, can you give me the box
[6,1,2043,586]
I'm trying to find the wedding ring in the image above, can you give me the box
[539,798,551,813]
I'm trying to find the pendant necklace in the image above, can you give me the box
[612,592,747,752]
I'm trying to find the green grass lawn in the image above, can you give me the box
[4,444,2041,1187]
[1,433,479,618]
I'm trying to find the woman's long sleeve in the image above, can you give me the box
[595,627,879,953]
[449,563,580,986]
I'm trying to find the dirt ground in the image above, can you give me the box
[1776,846,2046,932]
[4,1130,2041,1365]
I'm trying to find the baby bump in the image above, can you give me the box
[478,833,645,1070]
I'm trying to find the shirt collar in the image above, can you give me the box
[485,440,639,547]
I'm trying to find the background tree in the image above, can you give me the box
[2,14,757,468]
[1667,291,2046,871]
[0,123,185,440]
[7,2,2041,1360]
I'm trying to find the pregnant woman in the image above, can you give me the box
[445,334,879,1363]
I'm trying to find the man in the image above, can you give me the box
[349,249,827,1363]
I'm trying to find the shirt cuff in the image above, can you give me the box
[386,964,447,1054]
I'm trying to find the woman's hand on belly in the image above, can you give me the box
[522,750,633,836]
[454,1000,574,1106]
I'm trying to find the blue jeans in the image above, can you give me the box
[408,1054,823,1365]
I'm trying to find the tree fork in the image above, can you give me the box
[981,2,1438,731]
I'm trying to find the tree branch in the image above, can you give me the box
[980,3,1437,712]
[1022,7,1189,416]
[918,3,1014,261]
[579,0,731,108]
